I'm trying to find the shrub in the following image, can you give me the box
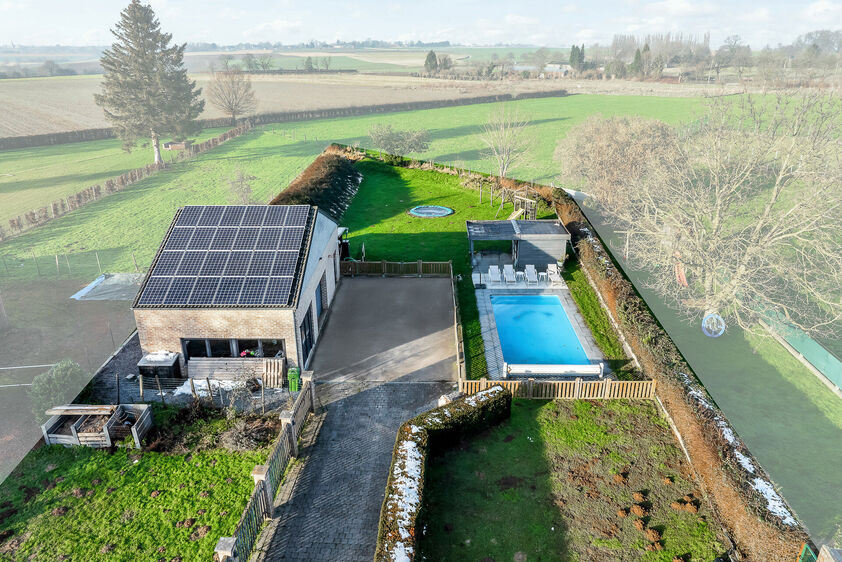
[269,150,362,219]
[375,385,512,562]
[30,360,90,423]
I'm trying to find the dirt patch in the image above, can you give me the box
[502,434,515,443]
[0,531,30,555]
[495,476,524,491]
[189,525,211,541]
[19,486,39,503]
[176,518,195,528]
[0,508,17,526]
[150,490,161,498]
[78,415,109,434]
[71,487,86,498]
[51,506,69,516]
[99,543,115,554]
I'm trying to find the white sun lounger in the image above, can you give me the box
[503,264,517,284]
[525,264,538,285]
[487,265,501,285]
[547,263,563,285]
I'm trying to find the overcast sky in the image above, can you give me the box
[1,0,841,48]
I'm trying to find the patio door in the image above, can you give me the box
[300,308,315,366]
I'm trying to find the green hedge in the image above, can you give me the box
[268,150,362,219]
[375,385,512,562]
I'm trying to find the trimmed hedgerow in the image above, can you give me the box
[268,148,362,219]
[375,386,512,562]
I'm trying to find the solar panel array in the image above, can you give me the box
[136,205,311,307]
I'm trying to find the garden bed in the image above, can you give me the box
[0,404,277,560]
[418,398,727,561]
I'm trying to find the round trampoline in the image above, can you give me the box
[408,205,454,218]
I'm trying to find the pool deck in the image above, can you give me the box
[475,284,605,380]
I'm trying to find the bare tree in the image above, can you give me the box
[256,54,274,71]
[557,92,842,338]
[207,68,257,124]
[242,53,258,72]
[368,124,430,163]
[480,105,531,202]
[229,166,257,204]
[320,56,332,71]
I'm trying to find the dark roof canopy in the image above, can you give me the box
[133,205,315,309]
[466,219,571,241]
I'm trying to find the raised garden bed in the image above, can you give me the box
[41,404,152,449]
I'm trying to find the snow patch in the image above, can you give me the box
[734,451,755,473]
[172,378,253,397]
[388,438,424,560]
[751,478,796,525]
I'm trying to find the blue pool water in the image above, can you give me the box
[490,295,589,365]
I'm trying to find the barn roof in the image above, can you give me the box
[132,205,317,309]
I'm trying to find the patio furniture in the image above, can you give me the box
[525,264,539,286]
[503,264,517,284]
[488,265,502,285]
[547,263,563,285]
[538,271,549,284]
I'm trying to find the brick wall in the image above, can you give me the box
[133,308,299,373]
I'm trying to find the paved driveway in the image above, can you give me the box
[253,277,458,561]
[310,277,458,383]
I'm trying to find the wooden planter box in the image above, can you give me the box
[41,404,153,449]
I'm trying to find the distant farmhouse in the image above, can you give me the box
[132,204,341,379]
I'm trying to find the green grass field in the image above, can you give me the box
[0,94,701,278]
[419,399,724,561]
[0,127,229,230]
[0,406,270,560]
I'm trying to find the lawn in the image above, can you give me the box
[0,127,230,230]
[418,399,725,561]
[0,405,275,560]
[338,158,555,379]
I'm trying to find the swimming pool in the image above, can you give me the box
[490,294,590,365]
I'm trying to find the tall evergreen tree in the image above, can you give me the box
[630,48,643,76]
[579,44,586,68]
[424,50,439,73]
[95,0,204,165]
[569,45,579,68]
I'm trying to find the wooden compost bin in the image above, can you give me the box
[41,404,153,449]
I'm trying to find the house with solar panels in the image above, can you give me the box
[132,204,341,381]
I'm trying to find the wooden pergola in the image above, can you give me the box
[466,219,572,267]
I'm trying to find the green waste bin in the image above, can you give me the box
[288,367,300,392]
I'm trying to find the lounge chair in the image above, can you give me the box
[547,263,563,285]
[525,264,538,285]
[503,264,517,284]
[487,265,501,285]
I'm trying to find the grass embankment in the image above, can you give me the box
[0,406,273,560]
[338,158,555,379]
[419,399,725,561]
[0,128,229,230]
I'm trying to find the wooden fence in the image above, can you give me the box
[340,260,452,277]
[459,377,657,400]
[215,375,315,562]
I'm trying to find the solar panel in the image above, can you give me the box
[176,206,203,226]
[198,206,225,226]
[272,251,298,276]
[233,228,260,250]
[255,228,282,250]
[220,206,245,226]
[152,251,183,275]
[188,227,216,250]
[278,227,305,250]
[239,277,268,305]
[242,206,267,226]
[164,277,196,305]
[139,205,316,308]
[264,277,293,305]
[165,227,194,250]
[200,251,229,275]
[285,206,309,226]
[263,206,287,226]
[214,277,244,305]
[137,277,172,305]
[177,251,206,275]
[210,228,237,250]
[224,252,252,275]
[248,251,275,276]
[189,277,220,305]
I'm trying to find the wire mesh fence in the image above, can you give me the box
[0,248,149,283]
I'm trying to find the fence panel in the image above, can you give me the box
[459,378,656,400]
[292,381,312,432]
[339,260,453,277]
[265,431,292,498]
[233,484,269,562]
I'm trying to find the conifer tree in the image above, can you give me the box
[569,45,579,69]
[424,50,439,73]
[95,0,204,165]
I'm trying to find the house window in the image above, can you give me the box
[300,308,315,365]
[236,339,260,357]
[184,339,208,359]
[209,339,233,358]
[314,277,324,319]
[261,339,285,358]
